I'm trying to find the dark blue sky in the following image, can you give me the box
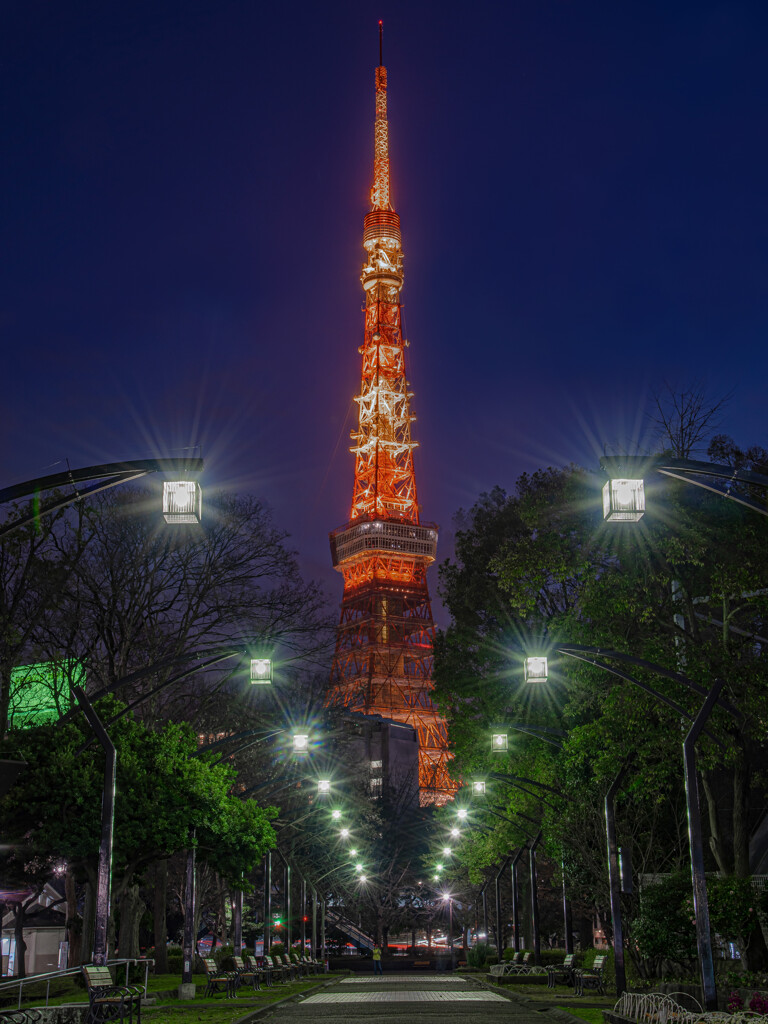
[2,1,767,623]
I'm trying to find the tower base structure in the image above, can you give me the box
[328,520,455,806]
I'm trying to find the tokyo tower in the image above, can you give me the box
[327,24,455,806]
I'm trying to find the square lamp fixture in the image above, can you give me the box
[317,779,331,794]
[472,780,486,795]
[292,733,309,754]
[163,480,202,524]
[250,658,272,684]
[603,478,645,522]
[491,733,508,752]
[524,657,548,684]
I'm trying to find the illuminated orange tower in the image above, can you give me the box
[328,24,455,805]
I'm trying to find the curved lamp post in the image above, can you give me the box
[522,646,737,1008]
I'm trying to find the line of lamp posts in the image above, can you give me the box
[464,451,768,1011]
[0,461,333,982]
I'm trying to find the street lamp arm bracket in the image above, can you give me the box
[556,644,739,719]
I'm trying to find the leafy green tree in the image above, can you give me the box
[434,440,768,968]
[0,698,276,958]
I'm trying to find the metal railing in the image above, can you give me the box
[0,958,155,1011]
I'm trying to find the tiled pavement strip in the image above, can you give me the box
[259,971,581,1024]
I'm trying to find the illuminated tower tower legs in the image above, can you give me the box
[328,25,456,806]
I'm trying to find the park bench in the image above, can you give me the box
[573,954,607,996]
[413,959,431,968]
[0,1012,43,1024]
[231,955,263,991]
[547,953,577,988]
[82,965,142,1024]
[199,957,237,998]
[245,955,273,986]
[299,952,321,975]
[264,955,289,983]
[279,953,299,980]
[489,951,532,977]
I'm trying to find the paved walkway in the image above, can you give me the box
[261,971,574,1023]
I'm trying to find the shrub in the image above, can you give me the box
[467,943,492,970]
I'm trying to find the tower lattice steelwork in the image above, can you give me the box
[327,27,455,806]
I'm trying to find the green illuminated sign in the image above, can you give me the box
[8,660,82,727]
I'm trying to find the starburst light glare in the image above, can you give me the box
[450,828,460,838]
[332,809,342,820]
[491,733,508,751]
[472,780,486,795]
[317,779,331,794]
[524,657,548,684]
[340,828,350,839]
[442,847,451,856]
[457,808,468,820]
[349,848,358,857]
[603,478,645,522]
[292,733,309,753]
[163,480,202,524]
[436,863,443,872]
[360,875,368,883]
[355,863,363,873]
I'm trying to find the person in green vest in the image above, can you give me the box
[373,944,383,975]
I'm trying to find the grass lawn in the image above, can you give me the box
[557,1008,605,1024]
[5,972,338,1012]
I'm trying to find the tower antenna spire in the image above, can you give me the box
[379,19,383,66]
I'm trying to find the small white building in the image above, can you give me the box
[1,883,67,976]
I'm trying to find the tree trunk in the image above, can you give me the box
[117,884,143,960]
[382,925,389,952]
[65,867,82,967]
[81,879,96,964]
[153,860,168,973]
[218,880,229,946]
[733,748,750,877]
[12,903,27,978]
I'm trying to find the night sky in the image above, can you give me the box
[3,1,767,624]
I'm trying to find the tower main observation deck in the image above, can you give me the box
[327,32,456,806]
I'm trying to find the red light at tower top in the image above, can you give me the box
[326,28,456,806]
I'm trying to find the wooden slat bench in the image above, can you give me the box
[547,953,576,988]
[573,954,607,996]
[199,957,236,998]
[82,965,142,1024]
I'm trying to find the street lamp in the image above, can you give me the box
[331,809,342,820]
[491,733,508,752]
[339,828,351,839]
[162,480,202,524]
[441,847,451,857]
[450,828,460,839]
[250,658,272,684]
[317,779,331,794]
[524,657,548,683]
[292,733,309,754]
[602,478,645,522]
[456,808,468,820]
[472,780,486,795]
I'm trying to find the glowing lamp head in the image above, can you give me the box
[163,480,202,524]
[250,658,272,684]
[360,875,368,883]
[436,863,443,872]
[355,863,363,873]
[292,733,309,754]
[450,828,460,839]
[349,848,358,857]
[603,478,645,522]
[442,847,451,857]
[491,733,508,752]
[524,657,548,684]
[472,780,486,796]
[339,828,350,839]
[331,809,342,821]
[457,808,468,821]
[317,779,331,794]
